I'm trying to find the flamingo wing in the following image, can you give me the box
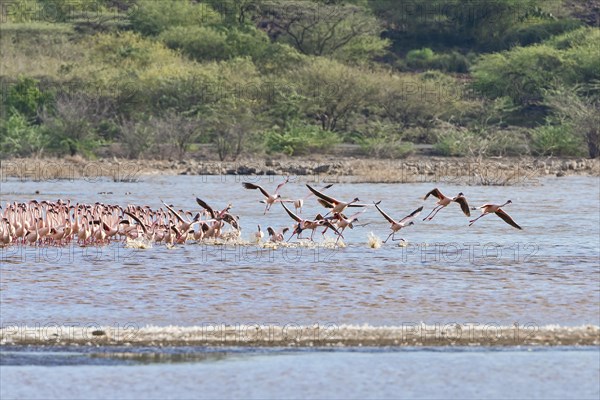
[495,209,522,230]
[274,177,289,194]
[306,184,340,205]
[161,200,186,224]
[302,183,333,200]
[221,213,240,230]
[242,182,270,198]
[123,211,147,234]
[281,203,302,222]
[399,206,424,224]
[196,198,216,219]
[424,188,443,201]
[454,196,471,216]
[348,208,366,222]
[317,198,334,208]
[375,204,396,224]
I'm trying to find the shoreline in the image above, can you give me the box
[1,325,598,348]
[1,156,598,184]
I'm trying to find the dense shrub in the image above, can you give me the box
[472,27,600,106]
[159,26,271,62]
[0,112,49,157]
[4,76,53,121]
[129,0,220,36]
[406,48,470,73]
[531,123,585,156]
[264,123,341,156]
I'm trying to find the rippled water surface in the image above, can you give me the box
[1,175,599,327]
[2,347,599,400]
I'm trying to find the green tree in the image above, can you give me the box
[290,58,379,132]
[5,76,52,121]
[258,0,388,61]
[41,94,105,157]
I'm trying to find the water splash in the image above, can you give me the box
[125,237,152,249]
[367,232,381,249]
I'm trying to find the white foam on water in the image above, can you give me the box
[2,324,598,346]
[367,232,381,249]
[125,237,152,249]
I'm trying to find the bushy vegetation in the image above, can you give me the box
[1,0,598,160]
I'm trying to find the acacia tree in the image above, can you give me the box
[291,58,379,132]
[156,110,202,160]
[207,98,260,161]
[256,0,387,60]
[41,93,109,156]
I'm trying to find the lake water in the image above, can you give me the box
[1,174,599,399]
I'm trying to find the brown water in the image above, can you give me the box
[1,175,599,328]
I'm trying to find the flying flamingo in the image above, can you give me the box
[422,188,470,221]
[469,200,522,229]
[195,198,239,230]
[305,184,373,216]
[280,203,343,241]
[242,176,290,214]
[375,204,423,243]
[284,183,334,214]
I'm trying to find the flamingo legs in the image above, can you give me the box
[423,205,444,221]
[469,212,490,226]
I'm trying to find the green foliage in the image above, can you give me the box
[160,26,228,61]
[531,123,584,156]
[264,123,341,156]
[289,57,380,131]
[433,129,476,157]
[501,18,582,48]
[0,111,49,157]
[371,0,566,53]
[261,1,389,62]
[405,48,469,73]
[471,45,567,105]
[159,26,271,62]
[118,117,156,159]
[1,1,598,160]
[89,31,178,69]
[433,127,529,157]
[33,93,110,157]
[543,84,600,158]
[406,48,434,64]
[5,76,53,120]
[355,121,414,159]
[472,27,600,106]
[129,0,220,36]
[206,96,261,161]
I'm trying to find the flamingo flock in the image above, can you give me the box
[0,178,522,248]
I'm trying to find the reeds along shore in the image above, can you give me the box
[1,157,599,183]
